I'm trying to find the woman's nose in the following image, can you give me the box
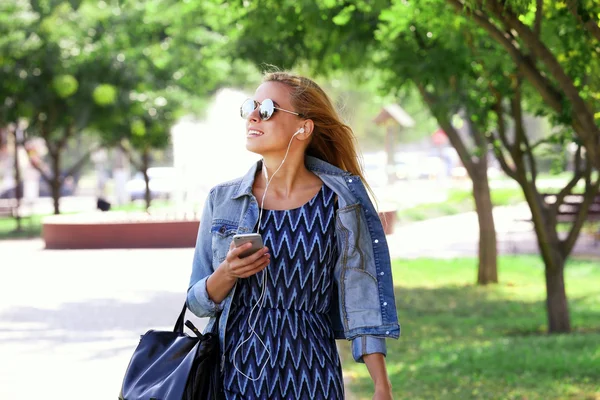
[248,106,261,122]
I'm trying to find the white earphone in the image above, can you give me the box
[233,125,306,381]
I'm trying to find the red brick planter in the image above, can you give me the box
[42,213,200,249]
[42,209,396,250]
[378,210,397,235]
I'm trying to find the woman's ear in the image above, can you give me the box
[296,119,314,141]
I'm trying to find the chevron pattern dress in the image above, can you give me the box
[222,184,344,399]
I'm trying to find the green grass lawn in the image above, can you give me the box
[339,256,600,400]
[397,188,525,223]
[0,200,176,240]
[0,214,44,239]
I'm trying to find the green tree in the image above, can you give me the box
[1,0,255,213]
[449,0,600,170]
[1,1,131,213]
[98,90,180,211]
[0,1,39,229]
[379,0,600,332]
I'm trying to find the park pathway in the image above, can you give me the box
[0,204,598,399]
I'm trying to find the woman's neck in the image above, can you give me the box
[257,152,312,196]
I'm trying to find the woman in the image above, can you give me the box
[187,72,400,400]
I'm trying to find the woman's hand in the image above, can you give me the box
[220,241,270,280]
[206,241,270,304]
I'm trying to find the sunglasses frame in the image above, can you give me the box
[240,98,302,121]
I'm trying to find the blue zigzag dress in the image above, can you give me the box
[222,184,345,399]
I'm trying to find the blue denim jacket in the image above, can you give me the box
[187,156,400,364]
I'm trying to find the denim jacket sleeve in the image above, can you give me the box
[351,336,387,363]
[187,189,224,317]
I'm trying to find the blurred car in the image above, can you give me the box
[0,176,77,199]
[363,152,389,187]
[126,167,175,201]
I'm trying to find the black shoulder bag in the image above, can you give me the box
[119,302,224,400]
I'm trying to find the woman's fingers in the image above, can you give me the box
[228,242,253,259]
[235,254,270,278]
[229,245,269,265]
[225,243,270,278]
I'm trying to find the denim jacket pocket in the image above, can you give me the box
[211,219,238,263]
[337,204,383,331]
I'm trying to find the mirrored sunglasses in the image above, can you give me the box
[240,98,301,121]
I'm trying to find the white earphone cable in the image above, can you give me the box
[233,127,302,381]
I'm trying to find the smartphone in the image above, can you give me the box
[232,233,264,258]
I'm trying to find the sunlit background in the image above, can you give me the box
[1,1,599,399]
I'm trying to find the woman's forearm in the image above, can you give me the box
[363,353,392,390]
[206,264,237,303]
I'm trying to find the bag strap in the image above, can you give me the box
[174,302,187,333]
[175,301,221,336]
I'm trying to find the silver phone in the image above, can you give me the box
[232,233,264,258]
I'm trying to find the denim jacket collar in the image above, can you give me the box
[231,156,352,200]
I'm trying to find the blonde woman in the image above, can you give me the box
[187,72,399,400]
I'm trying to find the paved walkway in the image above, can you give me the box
[386,204,600,259]
[0,205,598,399]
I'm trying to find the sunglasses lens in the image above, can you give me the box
[259,99,274,120]
[240,99,256,119]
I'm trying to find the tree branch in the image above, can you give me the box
[531,136,557,150]
[57,123,74,152]
[483,0,600,167]
[118,142,142,171]
[494,105,516,160]
[510,77,538,183]
[566,0,600,43]
[63,147,97,179]
[417,85,478,178]
[553,145,583,216]
[26,153,52,183]
[534,0,543,37]
[489,129,519,181]
[446,0,565,113]
[490,99,519,181]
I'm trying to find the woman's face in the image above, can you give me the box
[245,81,304,156]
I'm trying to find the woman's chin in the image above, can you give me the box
[245,140,266,155]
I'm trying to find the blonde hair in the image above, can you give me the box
[263,71,375,198]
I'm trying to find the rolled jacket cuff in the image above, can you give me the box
[187,276,224,317]
[351,336,387,363]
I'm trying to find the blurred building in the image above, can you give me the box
[171,88,260,212]
[373,104,415,185]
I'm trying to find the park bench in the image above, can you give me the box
[0,199,34,232]
[541,193,600,244]
[0,199,19,219]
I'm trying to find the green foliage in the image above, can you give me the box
[93,84,117,106]
[52,74,78,98]
[0,0,262,213]
[339,256,600,399]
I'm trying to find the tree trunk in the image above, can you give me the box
[543,254,570,333]
[530,208,571,333]
[142,149,151,212]
[472,167,498,284]
[417,87,498,286]
[12,128,23,231]
[51,151,62,215]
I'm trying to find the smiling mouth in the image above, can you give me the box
[247,129,264,137]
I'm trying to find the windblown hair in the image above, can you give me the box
[263,71,375,198]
